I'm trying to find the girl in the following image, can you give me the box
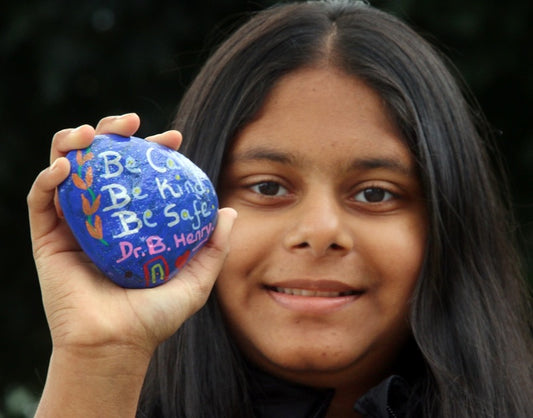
[28,1,532,417]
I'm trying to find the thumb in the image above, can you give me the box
[129,208,237,342]
[176,207,238,308]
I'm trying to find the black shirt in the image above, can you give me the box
[250,367,419,418]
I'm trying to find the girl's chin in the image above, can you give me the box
[249,348,366,381]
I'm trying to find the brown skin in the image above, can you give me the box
[217,67,427,416]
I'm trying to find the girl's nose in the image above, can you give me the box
[283,192,354,257]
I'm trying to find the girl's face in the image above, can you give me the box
[217,67,427,392]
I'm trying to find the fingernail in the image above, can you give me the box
[116,113,134,120]
[228,208,238,220]
[221,207,238,223]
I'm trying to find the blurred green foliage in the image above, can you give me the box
[1,0,531,414]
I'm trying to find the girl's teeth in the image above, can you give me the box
[274,287,353,297]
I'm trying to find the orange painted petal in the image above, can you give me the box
[85,220,99,239]
[91,194,101,213]
[82,194,101,216]
[81,194,91,215]
[72,173,87,190]
[86,215,103,240]
[85,166,93,188]
[94,215,103,238]
[76,150,84,166]
[82,152,94,163]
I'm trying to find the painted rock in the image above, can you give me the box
[58,134,218,288]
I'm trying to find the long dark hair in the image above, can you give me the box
[138,1,533,417]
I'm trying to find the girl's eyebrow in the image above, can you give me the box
[230,147,296,165]
[348,157,415,177]
[231,146,415,177]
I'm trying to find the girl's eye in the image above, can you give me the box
[354,187,394,203]
[250,181,288,197]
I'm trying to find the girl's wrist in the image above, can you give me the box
[36,347,151,417]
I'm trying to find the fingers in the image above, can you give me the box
[28,157,71,243]
[50,113,141,164]
[51,114,183,164]
[95,113,141,137]
[145,130,183,150]
[50,125,95,164]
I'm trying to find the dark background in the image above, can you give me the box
[1,0,531,415]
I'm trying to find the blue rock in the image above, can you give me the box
[58,134,218,288]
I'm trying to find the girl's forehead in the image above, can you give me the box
[228,66,414,173]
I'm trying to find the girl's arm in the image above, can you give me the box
[28,113,236,417]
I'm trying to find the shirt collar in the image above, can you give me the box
[354,375,415,418]
[248,365,417,418]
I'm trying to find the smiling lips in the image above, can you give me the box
[266,279,363,297]
[270,287,360,297]
[264,280,364,313]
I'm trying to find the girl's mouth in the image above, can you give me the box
[269,286,361,297]
[264,283,363,314]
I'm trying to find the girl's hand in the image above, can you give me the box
[28,112,235,367]
[29,113,236,416]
